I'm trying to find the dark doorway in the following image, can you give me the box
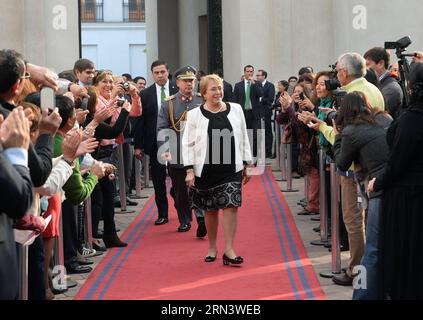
[207,0,223,75]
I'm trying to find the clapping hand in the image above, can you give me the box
[0,107,31,150]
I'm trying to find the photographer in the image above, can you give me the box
[364,47,404,119]
[307,53,385,286]
[332,92,391,299]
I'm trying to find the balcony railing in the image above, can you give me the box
[123,0,145,22]
[81,1,104,22]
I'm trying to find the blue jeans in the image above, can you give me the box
[353,197,381,300]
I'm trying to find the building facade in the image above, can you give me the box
[80,0,147,78]
[2,0,423,86]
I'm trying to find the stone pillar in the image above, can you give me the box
[145,0,159,83]
[1,0,79,73]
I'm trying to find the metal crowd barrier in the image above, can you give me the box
[84,197,93,249]
[320,162,342,278]
[116,144,128,213]
[281,143,299,193]
[17,244,28,300]
[143,154,150,188]
[311,149,329,246]
[51,210,66,292]
[134,157,148,199]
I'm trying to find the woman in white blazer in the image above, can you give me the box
[183,74,252,266]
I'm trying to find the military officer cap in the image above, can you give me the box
[175,66,197,80]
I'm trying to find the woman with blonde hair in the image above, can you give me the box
[183,74,252,265]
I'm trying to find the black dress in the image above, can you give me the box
[190,104,243,211]
[374,101,423,299]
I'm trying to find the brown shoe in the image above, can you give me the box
[332,272,354,286]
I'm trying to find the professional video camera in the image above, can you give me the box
[323,63,347,125]
[384,36,414,106]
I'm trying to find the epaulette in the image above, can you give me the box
[165,95,175,102]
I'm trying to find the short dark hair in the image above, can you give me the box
[73,58,95,73]
[24,93,75,128]
[58,70,77,83]
[244,65,254,72]
[151,60,168,72]
[213,69,224,78]
[298,74,314,84]
[122,73,132,81]
[364,47,390,70]
[365,68,379,87]
[298,66,314,76]
[278,80,289,89]
[0,49,26,94]
[134,76,146,83]
[258,69,268,79]
[288,76,298,82]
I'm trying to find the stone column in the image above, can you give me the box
[145,0,159,83]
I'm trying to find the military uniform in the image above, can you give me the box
[157,66,206,235]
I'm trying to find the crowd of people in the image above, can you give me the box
[1,44,423,300]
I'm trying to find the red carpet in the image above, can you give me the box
[76,167,326,300]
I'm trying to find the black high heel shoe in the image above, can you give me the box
[222,253,244,266]
[204,252,217,263]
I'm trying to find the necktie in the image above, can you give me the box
[245,81,252,110]
[161,86,166,104]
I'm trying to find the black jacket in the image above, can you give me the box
[333,123,390,198]
[0,153,34,299]
[0,101,53,187]
[223,80,233,103]
[233,80,264,119]
[261,81,276,117]
[379,75,403,119]
[375,101,423,191]
[133,83,178,156]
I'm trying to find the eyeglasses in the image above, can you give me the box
[20,71,31,80]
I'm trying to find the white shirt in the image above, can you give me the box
[155,81,170,111]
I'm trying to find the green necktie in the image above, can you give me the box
[161,86,166,104]
[245,81,252,110]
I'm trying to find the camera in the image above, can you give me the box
[299,92,305,101]
[122,82,130,91]
[117,94,126,107]
[385,36,412,51]
[325,78,342,91]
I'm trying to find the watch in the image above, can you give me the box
[62,156,74,166]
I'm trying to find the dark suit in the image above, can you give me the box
[233,80,263,157]
[261,81,276,156]
[223,80,233,103]
[0,152,34,299]
[134,82,178,219]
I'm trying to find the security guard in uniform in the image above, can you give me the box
[157,66,207,236]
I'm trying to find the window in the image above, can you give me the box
[123,0,145,22]
[81,0,104,22]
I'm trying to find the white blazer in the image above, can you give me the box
[182,103,252,177]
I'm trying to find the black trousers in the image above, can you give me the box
[150,150,168,219]
[264,115,273,156]
[28,236,45,300]
[244,110,261,158]
[168,166,192,225]
[62,200,78,267]
[91,178,117,238]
